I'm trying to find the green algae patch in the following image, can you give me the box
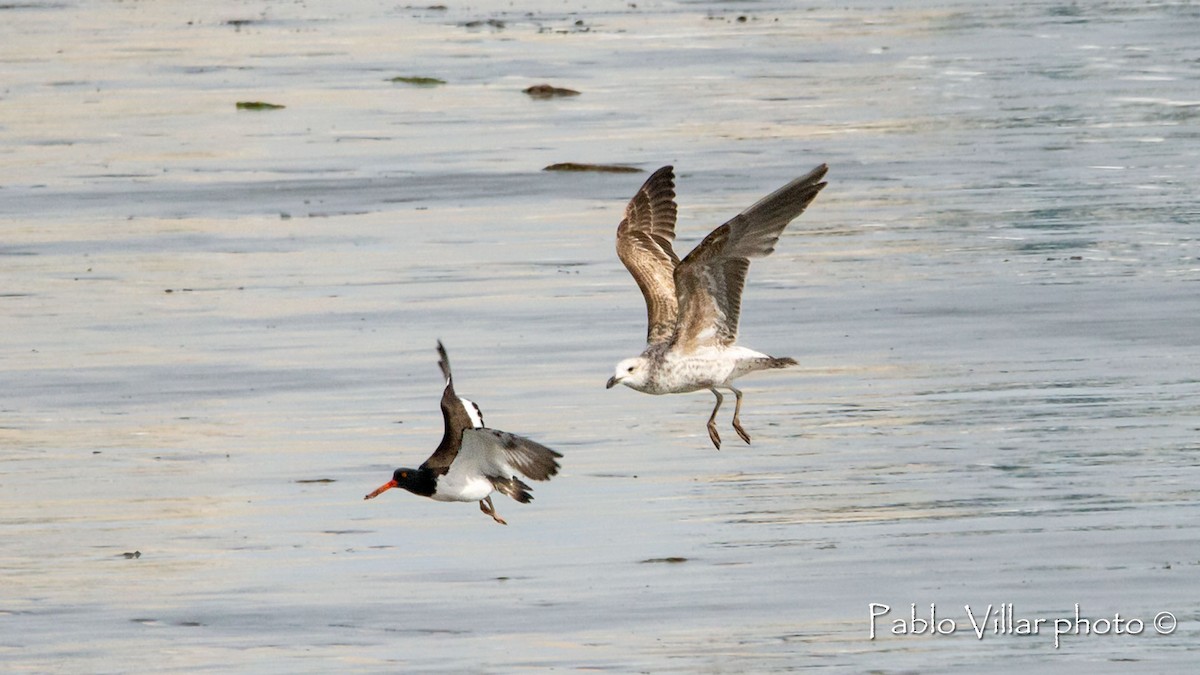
[543,163,643,173]
[524,84,581,98]
[388,76,446,86]
[235,101,285,110]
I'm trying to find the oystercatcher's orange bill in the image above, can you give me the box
[364,480,398,500]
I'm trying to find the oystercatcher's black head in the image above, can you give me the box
[364,467,436,500]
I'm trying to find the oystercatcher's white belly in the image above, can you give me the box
[431,431,504,502]
[432,471,494,502]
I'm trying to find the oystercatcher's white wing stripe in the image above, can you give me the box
[459,396,484,428]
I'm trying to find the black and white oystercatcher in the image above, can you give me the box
[606,164,828,449]
[365,342,562,525]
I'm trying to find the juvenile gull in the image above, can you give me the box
[365,342,562,525]
[605,164,828,449]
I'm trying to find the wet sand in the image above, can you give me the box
[2,0,1199,671]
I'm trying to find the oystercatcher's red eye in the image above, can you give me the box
[400,471,408,479]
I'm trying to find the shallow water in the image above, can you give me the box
[2,0,1199,671]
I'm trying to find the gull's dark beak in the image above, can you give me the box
[606,376,619,389]
[364,479,398,500]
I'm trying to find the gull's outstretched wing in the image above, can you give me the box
[673,164,828,351]
[616,166,681,345]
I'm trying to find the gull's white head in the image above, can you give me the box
[606,356,650,391]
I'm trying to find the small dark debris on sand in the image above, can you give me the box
[463,18,505,29]
[543,163,642,173]
[388,76,446,86]
[640,556,688,564]
[236,101,285,110]
[524,84,581,99]
[296,478,336,484]
[121,551,141,559]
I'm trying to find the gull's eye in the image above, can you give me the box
[626,366,635,373]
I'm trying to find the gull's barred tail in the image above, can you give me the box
[767,357,797,369]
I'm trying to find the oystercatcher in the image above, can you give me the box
[605,164,828,449]
[365,342,562,525]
